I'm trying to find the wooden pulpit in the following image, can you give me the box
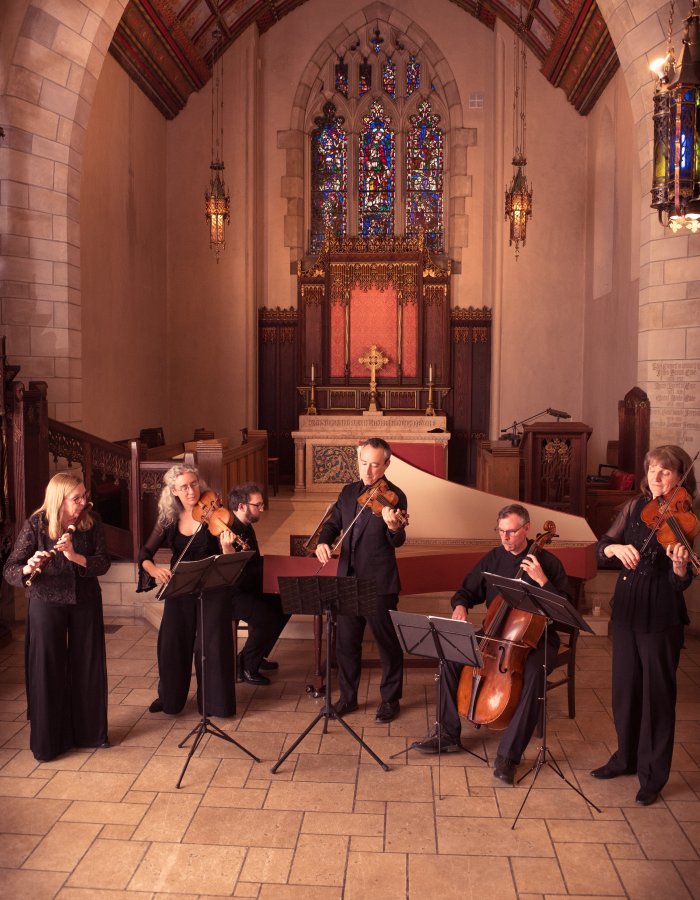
[521,422,592,517]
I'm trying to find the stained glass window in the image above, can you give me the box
[358,100,395,238]
[405,101,444,251]
[335,60,348,97]
[310,102,347,252]
[382,60,396,98]
[359,59,372,95]
[406,55,420,96]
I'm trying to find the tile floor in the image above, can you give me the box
[1,491,699,898]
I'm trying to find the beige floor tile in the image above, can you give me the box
[2,796,70,834]
[129,754,218,793]
[613,858,693,898]
[59,799,147,826]
[100,823,137,839]
[0,774,46,797]
[184,805,303,848]
[239,846,294,883]
[131,791,201,841]
[265,779,355,812]
[288,832,348,886]
[554,841,625,894]
[201,785,267,807]
[512,856,566,894]
[547,818,636,843]
[356,762,434,802]
[67,837,148,889]
[292,752,359,783]
[345,850,407,900]
[435,794,500,816]
[0,868,68,899]
[624,807,698,859]
[129,841,245,893]
[437,816,554,856]
[38,770,136,802]
[23,821,101,872]
[386,800,435,853]
[0,831,41,867]
[675,860,700,899]
[408,853,516,899]
[302,810,383,836]
[258,886,342,899]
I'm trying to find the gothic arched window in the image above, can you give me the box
[358,100,395,237]
[310,102,348,253]
[308,28,445,253]
[405,100,444,252]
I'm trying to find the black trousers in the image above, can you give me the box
[25,595,108,762]
[335,592,403,705]
[233,592,290,673]
[156,587,235,717]
[437,630,559,763]
[608,622,683,793]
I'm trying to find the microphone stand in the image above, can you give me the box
[500,408,572,446]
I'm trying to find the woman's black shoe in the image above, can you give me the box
[590,763,631,779]
[242,669,270,686]
[635,789,658,806]
[148,698,164,713]
[259,658,279,670]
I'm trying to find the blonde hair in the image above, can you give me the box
[34,472,93,540]
[156,464,208,527]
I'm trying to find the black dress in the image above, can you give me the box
[229,516,290,674]
[138,522,235,717]
[597,495,693,793]
[3,512,110,762]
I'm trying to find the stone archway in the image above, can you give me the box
[0,0,128,423]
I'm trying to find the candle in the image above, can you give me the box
[311,363,315,382]
[428,363,433,383]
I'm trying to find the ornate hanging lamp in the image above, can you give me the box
[204,30,230,259]
[650,1,700,232]
[504,11,532,260]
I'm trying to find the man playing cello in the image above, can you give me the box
[413,503,573,784]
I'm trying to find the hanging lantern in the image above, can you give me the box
[651,1,700,232]
[505,11,532,259]
[204,30,230,259]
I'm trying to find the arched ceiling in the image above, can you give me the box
[109,0,618,119]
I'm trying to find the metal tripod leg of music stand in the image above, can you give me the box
[510,620,600,828]
[177,588,261,789]
[271,605,389,774]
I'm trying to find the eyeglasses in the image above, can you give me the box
[247,501,264,510]
[495,525,525,538]
[174,480,200,494]
[67,493,89,504]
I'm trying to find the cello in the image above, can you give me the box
[455,520,557,730]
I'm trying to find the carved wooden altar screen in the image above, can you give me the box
[298,236,450,409]
[259,236,492,486]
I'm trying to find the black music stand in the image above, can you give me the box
[389,610,487,796]
[270,575,389,774]
[483,572,599,827]
[160,552,261,788]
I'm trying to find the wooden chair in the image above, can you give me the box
[138,427,165,448]
[536,623,578,737]
[268,457,280,495]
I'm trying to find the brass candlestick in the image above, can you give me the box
[307,368,317,415]
[358,344,389,413]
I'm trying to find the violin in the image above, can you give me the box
[357,478,409,528]
[640,486,700,575]
[192,490,251,551]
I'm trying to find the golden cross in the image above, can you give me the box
[358,344,389,413]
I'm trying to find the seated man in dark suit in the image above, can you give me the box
[228,482,290,685]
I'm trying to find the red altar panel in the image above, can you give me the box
[393,443,445,478]
[402,301,418,377]
[349,285,398,377]
[330,302,345,377]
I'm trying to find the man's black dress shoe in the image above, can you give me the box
[375,700,400,723]
[412,730,461,754]
[332,698,359,717]
[259,658,279,670]
[148,698,164,713]
[635,789,658,806]
[242,669,270,686]
[493,755,517,785]
[590,762,632,779]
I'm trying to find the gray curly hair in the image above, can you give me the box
[156,464,208,527]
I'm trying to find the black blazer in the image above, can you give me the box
[318,479,407,595]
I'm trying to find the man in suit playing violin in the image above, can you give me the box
[315,437,408,723]
[413,503,572,784]
[226,483,290,686]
